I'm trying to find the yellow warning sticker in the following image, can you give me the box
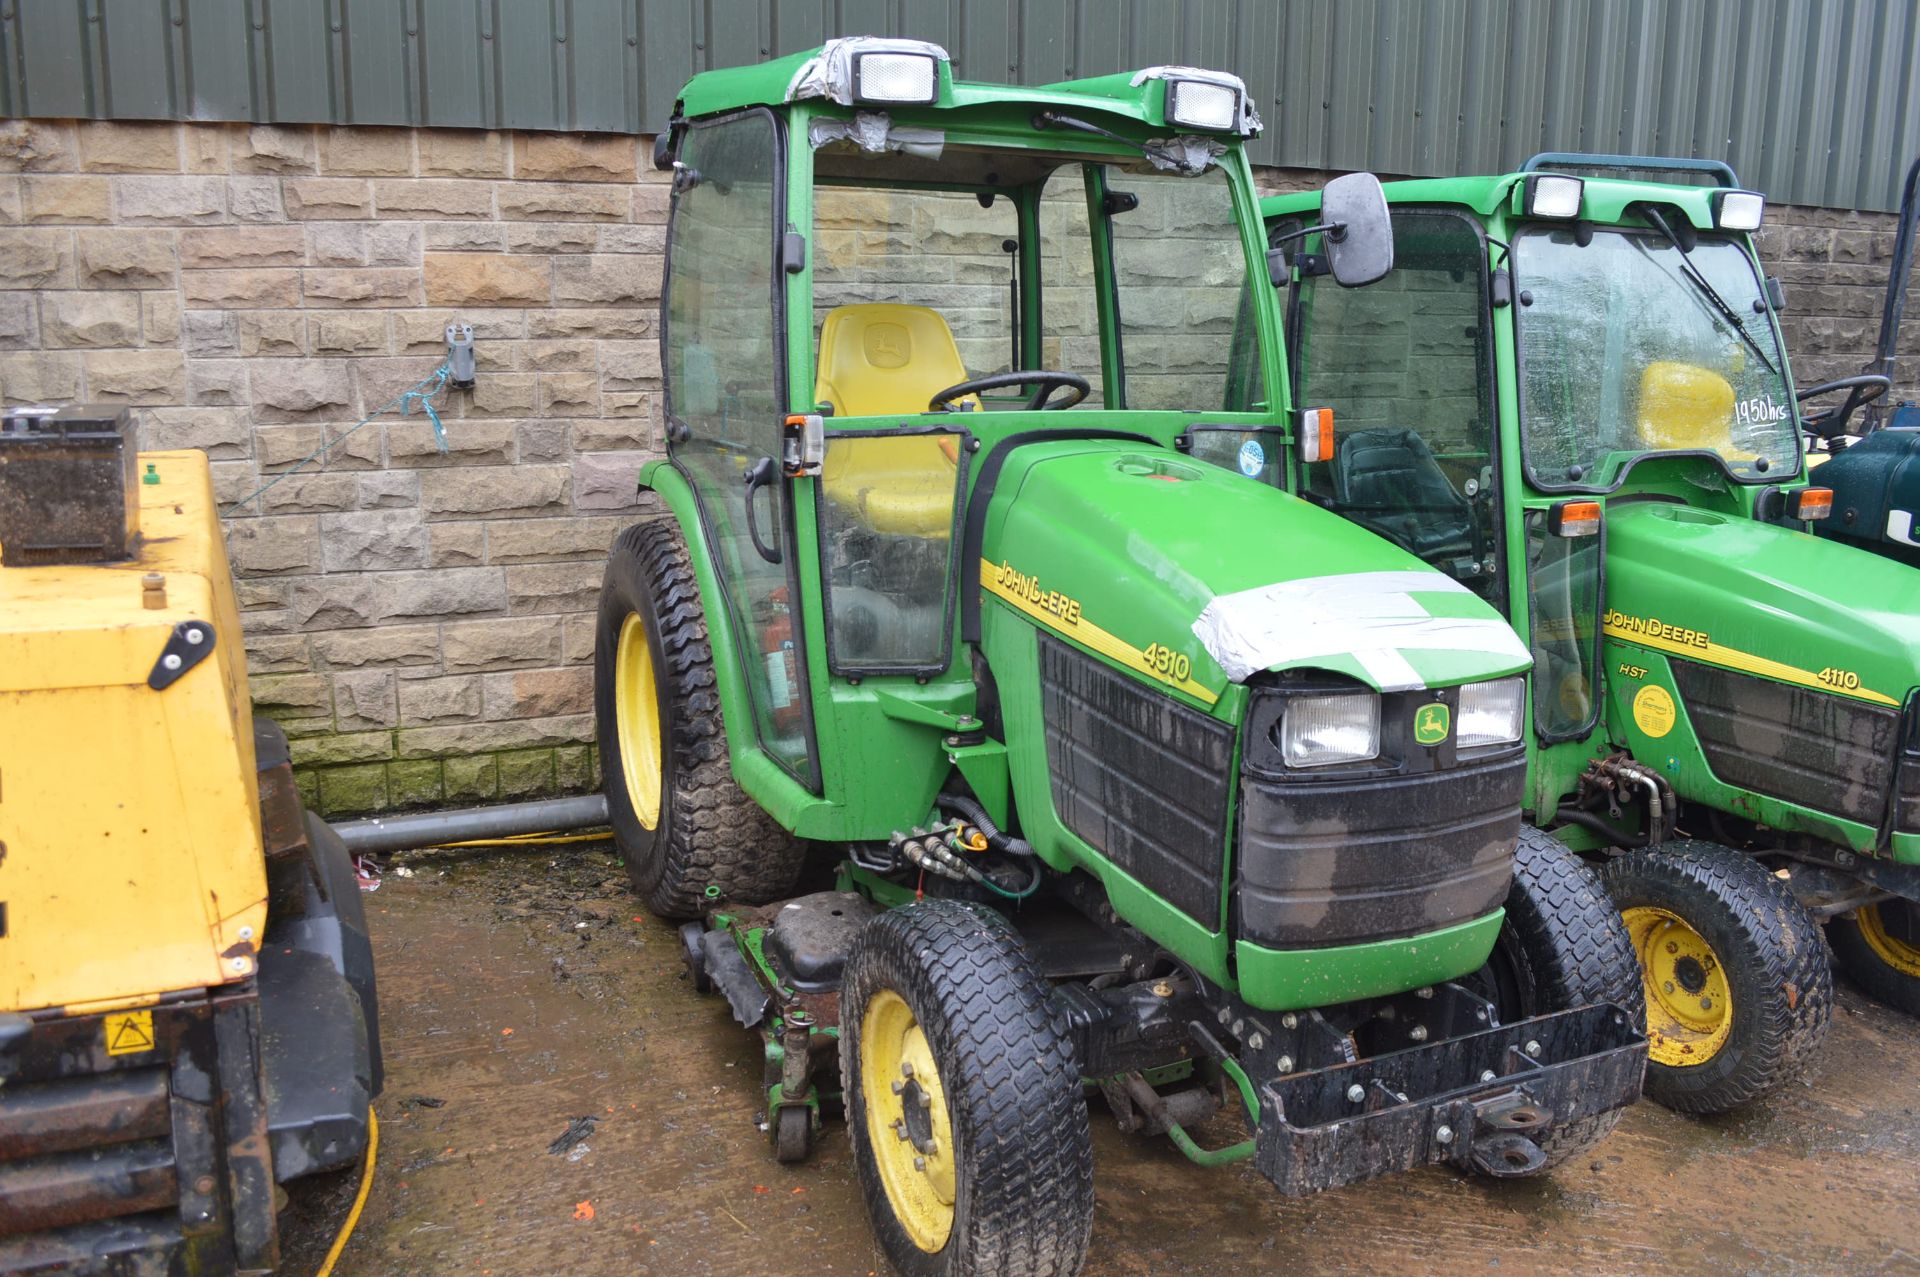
[104,1010,155,1057]
[1632,685,1677,739]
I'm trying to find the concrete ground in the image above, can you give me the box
[282,846,1920,1277]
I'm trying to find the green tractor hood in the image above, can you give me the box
[1605,502,1920,712]
[1604,501,1920,852]
[977,440,1531,709]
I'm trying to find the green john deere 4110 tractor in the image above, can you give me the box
[596,42,1644,1277]
[1260,155,1920,1118]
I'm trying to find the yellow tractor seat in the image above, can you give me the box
[814,304,969,537]
[814,303,977,418]
[1636,360,1737,455]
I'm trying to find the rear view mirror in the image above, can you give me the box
[1321,172,1394,287]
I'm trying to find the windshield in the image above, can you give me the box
[804,132,1265,417]
[1040,163,1264,411]
[1513,227,1797,490]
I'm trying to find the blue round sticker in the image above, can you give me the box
[1237,438,1266,477]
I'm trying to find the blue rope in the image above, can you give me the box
[236,360,453,513]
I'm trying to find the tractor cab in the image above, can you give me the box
[646,38,1388,805]
[1259,157,1920,1119]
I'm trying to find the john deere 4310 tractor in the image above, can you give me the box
[597,42,1645,1277]
[1261,155,1920,1118]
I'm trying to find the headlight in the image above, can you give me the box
[1712,188,1766,231]
[1166,79,1241,131]
[853,51,939,104]
[1522,173,1584,219]
[1457,678,1525,748]
[1280,692,1381,767]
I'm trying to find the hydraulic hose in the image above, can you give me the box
[976,856,1043,900]
[1553,804,1651,848]
[937,790,1035,857]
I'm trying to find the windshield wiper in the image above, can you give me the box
[1032,111,1211,175]
[1639,207,1778,376]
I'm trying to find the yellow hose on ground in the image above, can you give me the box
[314,1108,378,1277]
[425,829,613,850]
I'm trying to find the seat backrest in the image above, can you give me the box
[1636,360,1735,452]
[1333,427,1466,512]
[814,303,974,417]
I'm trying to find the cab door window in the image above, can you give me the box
[1289,209,1502,604]
[664,110,816,784]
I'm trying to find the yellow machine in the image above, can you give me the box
[0,406,380,1275]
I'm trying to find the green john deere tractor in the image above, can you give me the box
[596,42,1645,1277]
[1258,154,1920,1118]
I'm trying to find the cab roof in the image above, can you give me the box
[1262,170,1728,232]
[675,37,1260,140]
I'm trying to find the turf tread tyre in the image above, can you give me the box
[1824,901,1920,1016]
[1478,827,1643,1170]
[841,901,1094,1277]
[595,495,804,919]
[1600,840,1832,1115]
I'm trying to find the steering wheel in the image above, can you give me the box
[929,370,1091,412]
[1796,373,1892,440]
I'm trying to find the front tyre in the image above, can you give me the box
[1465,827,1642,1171]
[1600,841,1833,1115]
[1826,899,1920,1016]
[841,901,1094,1277]
[594,496,804,919]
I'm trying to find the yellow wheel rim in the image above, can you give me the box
[860,989,955,1253]
[612,612,662,830]
[1858,902,1920,978]
[1623,906,1734,1068]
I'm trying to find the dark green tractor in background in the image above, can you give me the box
[1802,152,1920,566]
[594,42,1644,1277]
[1258,155,1920,1118]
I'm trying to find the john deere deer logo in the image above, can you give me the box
[1414,703,1450,745]
[863,322,911,368]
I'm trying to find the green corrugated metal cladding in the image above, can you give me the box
[3,0,1916,210]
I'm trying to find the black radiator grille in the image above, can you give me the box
[1236,681,1524,950]
[1670,657,1898,828]
[1039,632,1234,925]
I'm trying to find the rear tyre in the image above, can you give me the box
[594,494,804,919]
[1826,899,1920,1016]
[1465,827,1642,1171]
[841,901,1093,1277]
[1600,841,1832,1115]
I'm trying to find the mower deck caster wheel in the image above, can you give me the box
[774,1106,812,1163]
[680,922,712,995]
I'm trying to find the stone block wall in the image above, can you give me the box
[0,126,1910,818]
[1755,209,1920,395]
[0,119,672,816]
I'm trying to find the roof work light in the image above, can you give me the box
[853,50,940,105]
[1712,189,1766,231]
[1523,173,1585,219]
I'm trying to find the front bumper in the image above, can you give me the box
[1254,1002,1646,1195]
